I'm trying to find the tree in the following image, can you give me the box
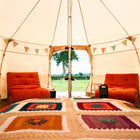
[52,50,78,77]
[79,72,83,76]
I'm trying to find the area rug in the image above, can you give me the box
[0,115,68,133]
[117,102,140,111]
[19,102,62,111]
[76,102,121,111]
[81,115,140,130]
[0,98,140,139]
[0,103,19,114]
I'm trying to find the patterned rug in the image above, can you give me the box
[81,115,140,130]
[19,102,62,111]
[118,102,140,111]
[0,98,140,139]
[0,103,19,114]
[76,102,121,111]
[73,98,102,100]
[2,115,68,132]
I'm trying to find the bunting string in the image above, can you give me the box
[0,35,139,55]
[2,39,49,55]
[90,34,140,46]
[0,38,139,57]
[92,36,137,54]
[0,49,48,57]
[92,48,140,56]
[0,34,140,47]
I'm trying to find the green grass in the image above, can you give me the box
[52,80,89,91]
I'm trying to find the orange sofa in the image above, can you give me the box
[7,72,50,103]
[94,74,139,103]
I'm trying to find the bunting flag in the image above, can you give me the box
[93,47,97,53]
[126,36,132,41]
[101,48,106,53]
[24,46,29,53]
[35,49,39,54]
[3,39,9,45]
[13,41,18,47]
[45,48,48,53]
[111,45,116,51]
[9,36,135,55]
[122,40,127,46]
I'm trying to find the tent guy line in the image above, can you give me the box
[100,0,130,37]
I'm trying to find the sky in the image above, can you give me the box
[51,50,91,75]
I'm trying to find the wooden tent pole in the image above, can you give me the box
[86,46,93,97]
[47,46,54,89]
[68,0,72,98]
[0,39,11,98]
[131,38,140,99]
[132,38,140,69]
[0,39,11,75]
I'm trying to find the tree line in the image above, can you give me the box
[51,73,90,80]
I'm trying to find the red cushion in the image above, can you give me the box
[7,72,51,103]
[7,72,40,89]
[95,73,139,103]
[95,87,137,103]
[105,74,139,90]
[9,88,50,103]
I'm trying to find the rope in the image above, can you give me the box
[100,0,130,36]
[90,34,140,46]
[78,0,89,45]
[1,46,139,57]
[51,0,62,46]
[1,34,140,47]
[10,0,41,39]
[100,0,140,70]
[0,36,49,46]
[0,0,41,76]
[0,49,48,57]
[93,48,140,56]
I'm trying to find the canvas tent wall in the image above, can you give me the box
[0,0,140,99]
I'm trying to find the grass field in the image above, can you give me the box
[52,80,89,91]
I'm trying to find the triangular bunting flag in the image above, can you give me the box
[111,45,116,51]
[24,46,29,53]
[35,49,39,54]
[122,40,127,46]
[93,47,97,53]
[45,48,48,53]
[3,39,9,45]
[13,41,18,47]
[101,48,106,53]
[126,36,132,41]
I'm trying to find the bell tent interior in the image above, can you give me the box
[0,0,140,100]
[1,0,140,139]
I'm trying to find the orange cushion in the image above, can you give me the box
[7,72,40,89]
[9,88,50,103]
[105,74,139,90]
[9,85,40,90]
[95,87,137,103]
